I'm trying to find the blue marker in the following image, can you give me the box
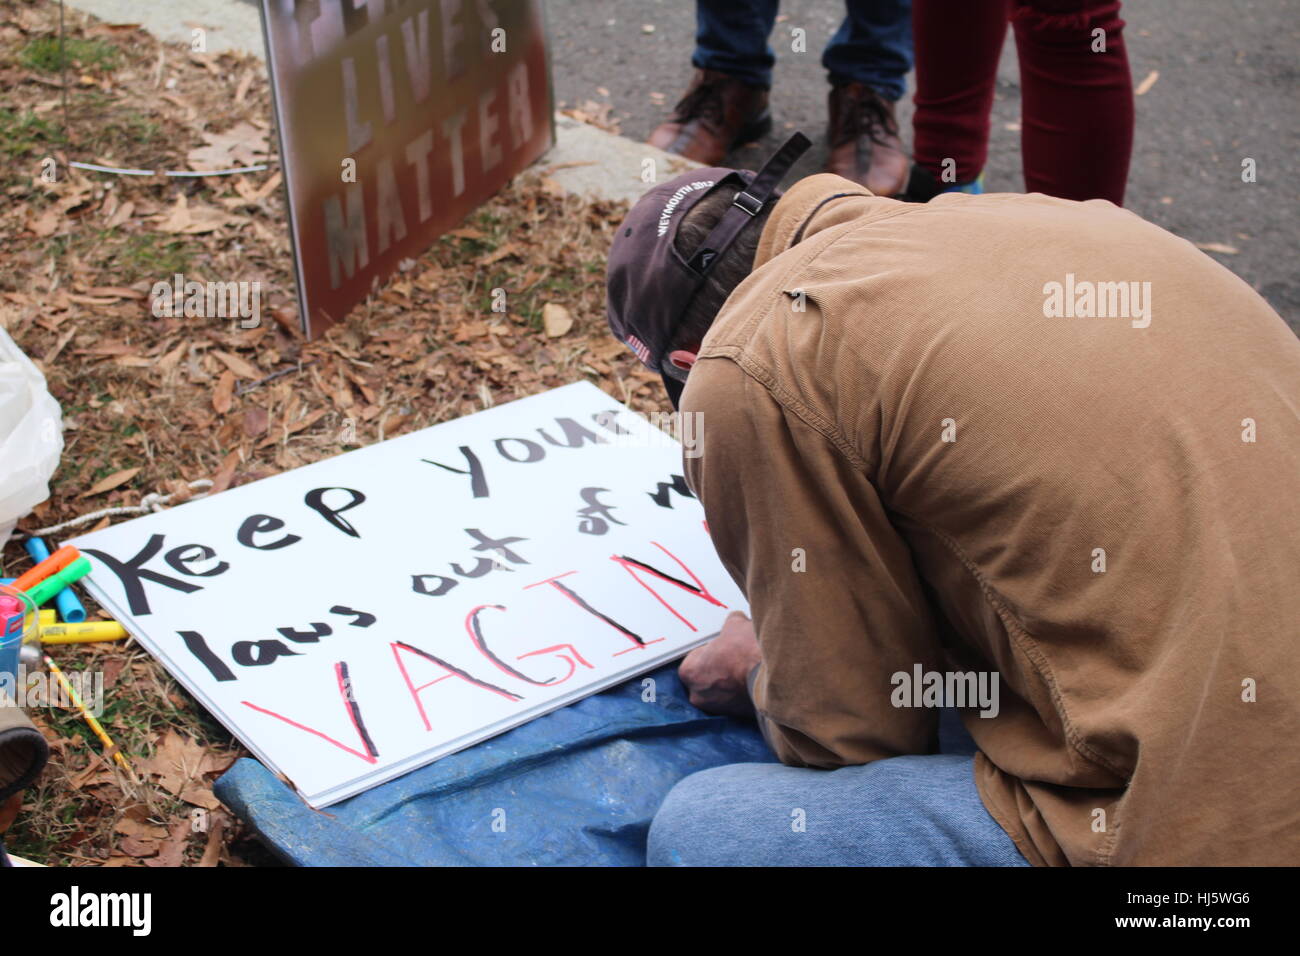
[23,537,86,623]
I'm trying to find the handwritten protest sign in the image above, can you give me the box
[259,0,554,336]
[69,384,745,807]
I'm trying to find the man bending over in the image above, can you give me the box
[605,135,1300,866]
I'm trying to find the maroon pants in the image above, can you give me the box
[912,0,1134,205]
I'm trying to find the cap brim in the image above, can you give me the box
[661,373,684,410]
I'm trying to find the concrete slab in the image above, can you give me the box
[540,114,698,206]
[64,0,265,56]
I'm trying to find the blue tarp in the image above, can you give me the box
[214,664,774,866]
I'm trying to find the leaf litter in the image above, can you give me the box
[0,0,668,866]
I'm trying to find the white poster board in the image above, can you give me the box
[69,383,745,807]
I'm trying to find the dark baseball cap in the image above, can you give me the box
[606,132,812,408]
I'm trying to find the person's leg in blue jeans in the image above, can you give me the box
[657,1,914,192]
[823,0,915,195]
[693,0,781,89]
[823,0,914,100]
[648,1,778,164]
[694,0,913,96]
[647,709,1027,866]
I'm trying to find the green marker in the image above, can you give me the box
[26,556,91,607]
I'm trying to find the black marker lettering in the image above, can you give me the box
[593,409,633,435]
[84,536,202,616]
[232,640,302,667]
[450,556,503,578]
[164,544,230,578]
[277,623,332,644]
[647,474,696,509]
[177,630,236,682]
[237,514,302,550]
[537,417,606,449]
[305,487,367,538]
[494,436,545,463]
[330,606,376,627]
[422,444,488,498]
[466,604,554,686]
[412,573,459,596]
[465,527,529,564]
[577,487,625,536]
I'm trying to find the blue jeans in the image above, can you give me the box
[693,0,913,100]
[647,709,1029,866]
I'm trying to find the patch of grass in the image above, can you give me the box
[20,35,120,74]
[111,233,192,278]
[520,275,580,333]
[84,110,165,157]
[0,107,63,160]
[0,5,625,866]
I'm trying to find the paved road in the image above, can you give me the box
[544,0,1300,329]
[226,0,1298,325]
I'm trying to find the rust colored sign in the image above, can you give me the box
[259,1,554,337]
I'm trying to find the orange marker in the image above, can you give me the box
[12,545,80,593]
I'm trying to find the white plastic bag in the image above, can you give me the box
[0,326,63,545]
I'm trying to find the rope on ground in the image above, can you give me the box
[24,479,214,538]
[69,161,271,177]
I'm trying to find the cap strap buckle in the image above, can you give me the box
[686,131,812,277]
[732,190,763,217]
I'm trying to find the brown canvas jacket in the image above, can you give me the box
[681,173,1300,866]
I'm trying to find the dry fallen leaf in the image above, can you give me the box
[213,369,235,415]
[543,302,573,338]
[187,121,269,171]
[242,405,269,438]
[257,408,328,448]
[1135,70,1159,96]
[143,820,190,868]
[198,811,229,867]
[234,70,254,104]
[136,729,228,798]
[1193,241,1239,255]
[26,206,61,237]
[81,467,141,498]
[212,350,260,379]
[478,242,520,266]
[118,835,159,859]
[179,786,222,811]
[210,449,241,494]
[82,285,145,300]
[114,816,168,842]
[157,340,188,373]
[154,193,239,235]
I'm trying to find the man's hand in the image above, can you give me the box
[678,611,762,718]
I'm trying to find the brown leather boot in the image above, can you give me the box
[825,82,909,196]
[648,69,772,165]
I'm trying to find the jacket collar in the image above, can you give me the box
[755,173,888,268]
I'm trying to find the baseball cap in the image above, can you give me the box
[606,132,812,408]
